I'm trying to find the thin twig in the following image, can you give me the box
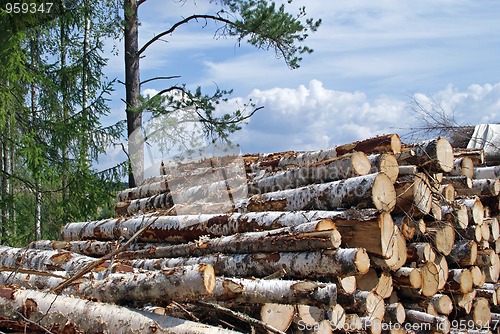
[15,312,54,334]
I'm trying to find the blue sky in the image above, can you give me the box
[99,0,500,170]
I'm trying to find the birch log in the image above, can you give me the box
[474,166,500,179]
[126,248,371,279]
[117,221,342,259]
[450,157,474,178]
[238,173,396,213]
[0,264,215,305]
[0,245,101,274]
[368,153,399,183]
[248,152,371,194]
[60,210,376,243]
[0,286,241,334]
[458,197,484,226]
[459,178,500,197]
[403,137,454,173]
[336,290,385,320]
[212,277,337,308]
[446,240,478,267]
[393,173,432,216]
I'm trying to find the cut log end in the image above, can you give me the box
[260,303,295,333]
[379,154,399,183]
[436,137,454,172]
[200,264,216,294]
[352,151,372,176]
[372,173,397,212]
[353,248,371,275]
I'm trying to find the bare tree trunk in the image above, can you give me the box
[0,286,241,334]
[125,0,143,187]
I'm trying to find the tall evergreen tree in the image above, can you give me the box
[123,0,321,187]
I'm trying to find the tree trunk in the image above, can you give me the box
[444,268,473,294]
[458,197,484,226]
[248,152,371,195]
[126,248,371,279]
[370,226,407,271]
[238,173,396,213]
[212,277,337,308]
[125,0,143,187]
[355,268,393,298]
[0,245,98,274]
[327,304,346,330]
[403,137,454,173]
[442,203,468,229]
[384,303,406,324]
[406,242,435,265]
[0,286,240,334]
[0,264,215,305]
[117,221,341,259]
[393,215,416,240]
[423,221,455,256]
[419,261,440,297]
[335,133,402,156]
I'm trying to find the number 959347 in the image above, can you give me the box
[5,2,53,14]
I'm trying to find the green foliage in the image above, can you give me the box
[0,0,125,246]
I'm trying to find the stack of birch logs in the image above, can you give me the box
[0,134,499,334]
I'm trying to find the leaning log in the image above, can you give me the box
[237,173,396,213]
[126,248,371,279]
[0,264,215,305]
[0,286,241,334]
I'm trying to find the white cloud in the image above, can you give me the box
[224,80,500,154]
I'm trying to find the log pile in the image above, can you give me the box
[1,133,500,334]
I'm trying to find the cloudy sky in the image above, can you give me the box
[101,0,500,167]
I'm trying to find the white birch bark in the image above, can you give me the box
[126,248,371,278]
[212,277,337,308]
[0,263,215,305]
[0,287,241,334]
